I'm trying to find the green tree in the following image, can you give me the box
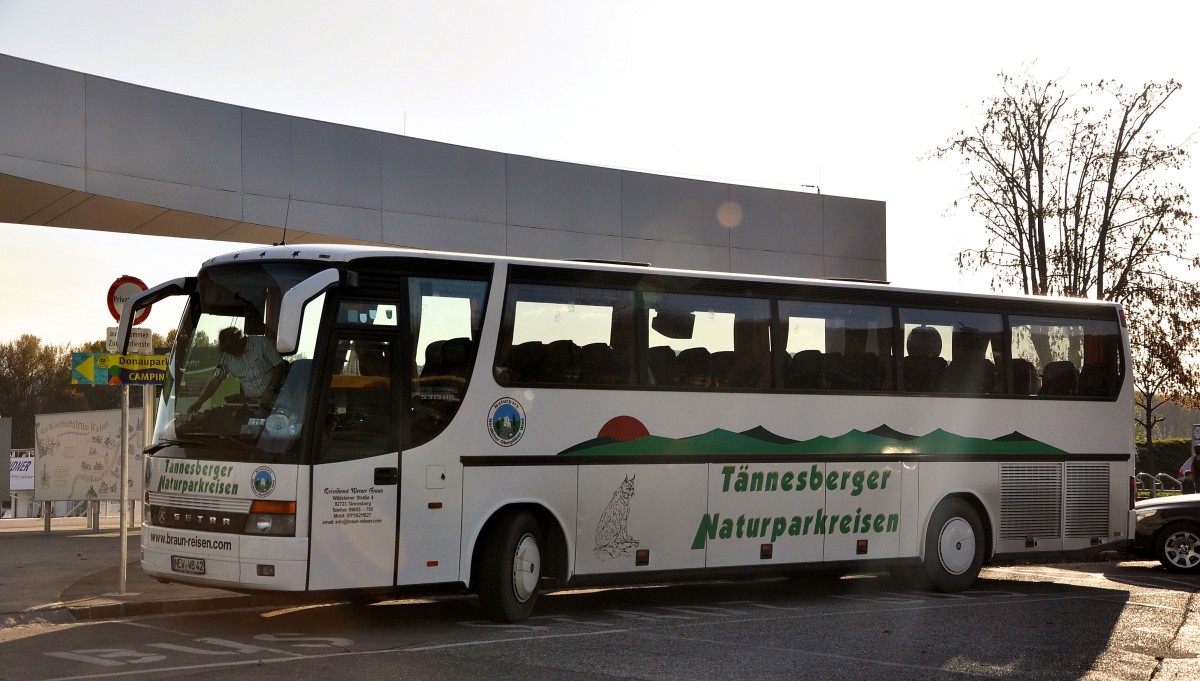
[0,335,87,448]
[153,329,177,354]
[0,331,179,448]
[934,69,1197,449]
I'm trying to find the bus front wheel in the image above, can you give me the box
[477,511,543,622]
[921,497,984,592]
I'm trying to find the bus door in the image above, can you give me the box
[308,331,401,590]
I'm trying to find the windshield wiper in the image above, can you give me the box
[145,438,202,455]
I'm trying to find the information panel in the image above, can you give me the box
[34,410,145,502]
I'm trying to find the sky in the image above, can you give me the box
[1,0,1198,346]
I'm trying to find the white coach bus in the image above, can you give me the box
[120,245,1135,622]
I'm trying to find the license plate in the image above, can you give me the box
[171,555,206,575]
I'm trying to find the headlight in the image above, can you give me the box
[1135,508,1159,523]
[244,513,296,535]
[254,514,273,533]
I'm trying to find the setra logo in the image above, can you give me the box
[488,398,526,447]
[251,466,276,497]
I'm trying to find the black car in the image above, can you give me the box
[1132,494,1200,573]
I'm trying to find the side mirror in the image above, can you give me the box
[117,277,197,353]
[276,269,354,354]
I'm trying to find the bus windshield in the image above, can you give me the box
[155,262,328,464]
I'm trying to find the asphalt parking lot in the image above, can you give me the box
[4,555,1197,681]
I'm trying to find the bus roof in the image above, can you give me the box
[201,243,1123,312]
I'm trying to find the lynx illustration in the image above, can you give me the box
[594,474,638,560]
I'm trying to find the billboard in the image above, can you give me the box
[10,451,34,492]
[34,410,144,501]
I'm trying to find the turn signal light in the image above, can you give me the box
[250,500,296,514]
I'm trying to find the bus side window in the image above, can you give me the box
[408,278,488,449]
[779,302,893,392]
[319,337,394,464]
[1010,316,1121,399]
[496,283,634,387]
[900,309,1002,395]
[645,293,771,390]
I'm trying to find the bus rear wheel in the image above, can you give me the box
[921,497,984,592]
[477,510,543,623]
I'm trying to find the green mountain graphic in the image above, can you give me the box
[557,423,1064,457]
[739,426,796,444]
[866,425,918,441]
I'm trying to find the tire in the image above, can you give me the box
[1155,522,1200,573]
[477,511,543,622]
[920,497,984,592]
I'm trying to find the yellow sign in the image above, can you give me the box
[72,353,168,385]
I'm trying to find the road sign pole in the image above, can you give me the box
[105,274,153,594]
[119,384,129,595]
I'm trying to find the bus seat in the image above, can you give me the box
[504,341,544,383]
[709,351,736,387]
[421,340,445,377]
[786,349,825,389]
[903,326,946,392]
[544,339,582,383]
[677,347,712,387]
[1040,361,1079,396]
[648,346,678,386]
[713,350,769,389]
[440,337,473,378]
[1078,362,1115,397]
[1011,358,1039,395]
[946,357,997,394]
[835,352,883,391]
[356,345,390,377]
[581,343,623,385]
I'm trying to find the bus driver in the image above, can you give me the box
[187,327,287,413]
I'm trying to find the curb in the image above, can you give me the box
[2,594,302,627]
[67,591,343,621]
[66,594,260,621]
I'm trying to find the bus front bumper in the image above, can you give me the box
[141,523,309,591]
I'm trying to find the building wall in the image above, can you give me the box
[0,53,885,280]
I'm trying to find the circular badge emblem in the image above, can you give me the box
[251,466,276,497]
[488,398,526,447]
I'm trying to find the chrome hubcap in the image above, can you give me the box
[1164,530,1200,570]
[511,533,541,603]
[938,517,976,575]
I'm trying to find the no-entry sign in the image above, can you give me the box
[108,275,150,324]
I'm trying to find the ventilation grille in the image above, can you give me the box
[1000,464,1062,540]
[1065,463,1110,539]
[147,492,251,513]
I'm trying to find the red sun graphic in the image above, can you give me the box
[597,415,650,442]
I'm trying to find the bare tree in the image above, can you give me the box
[934,69,1197,447]
[1130,308,1200,460]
